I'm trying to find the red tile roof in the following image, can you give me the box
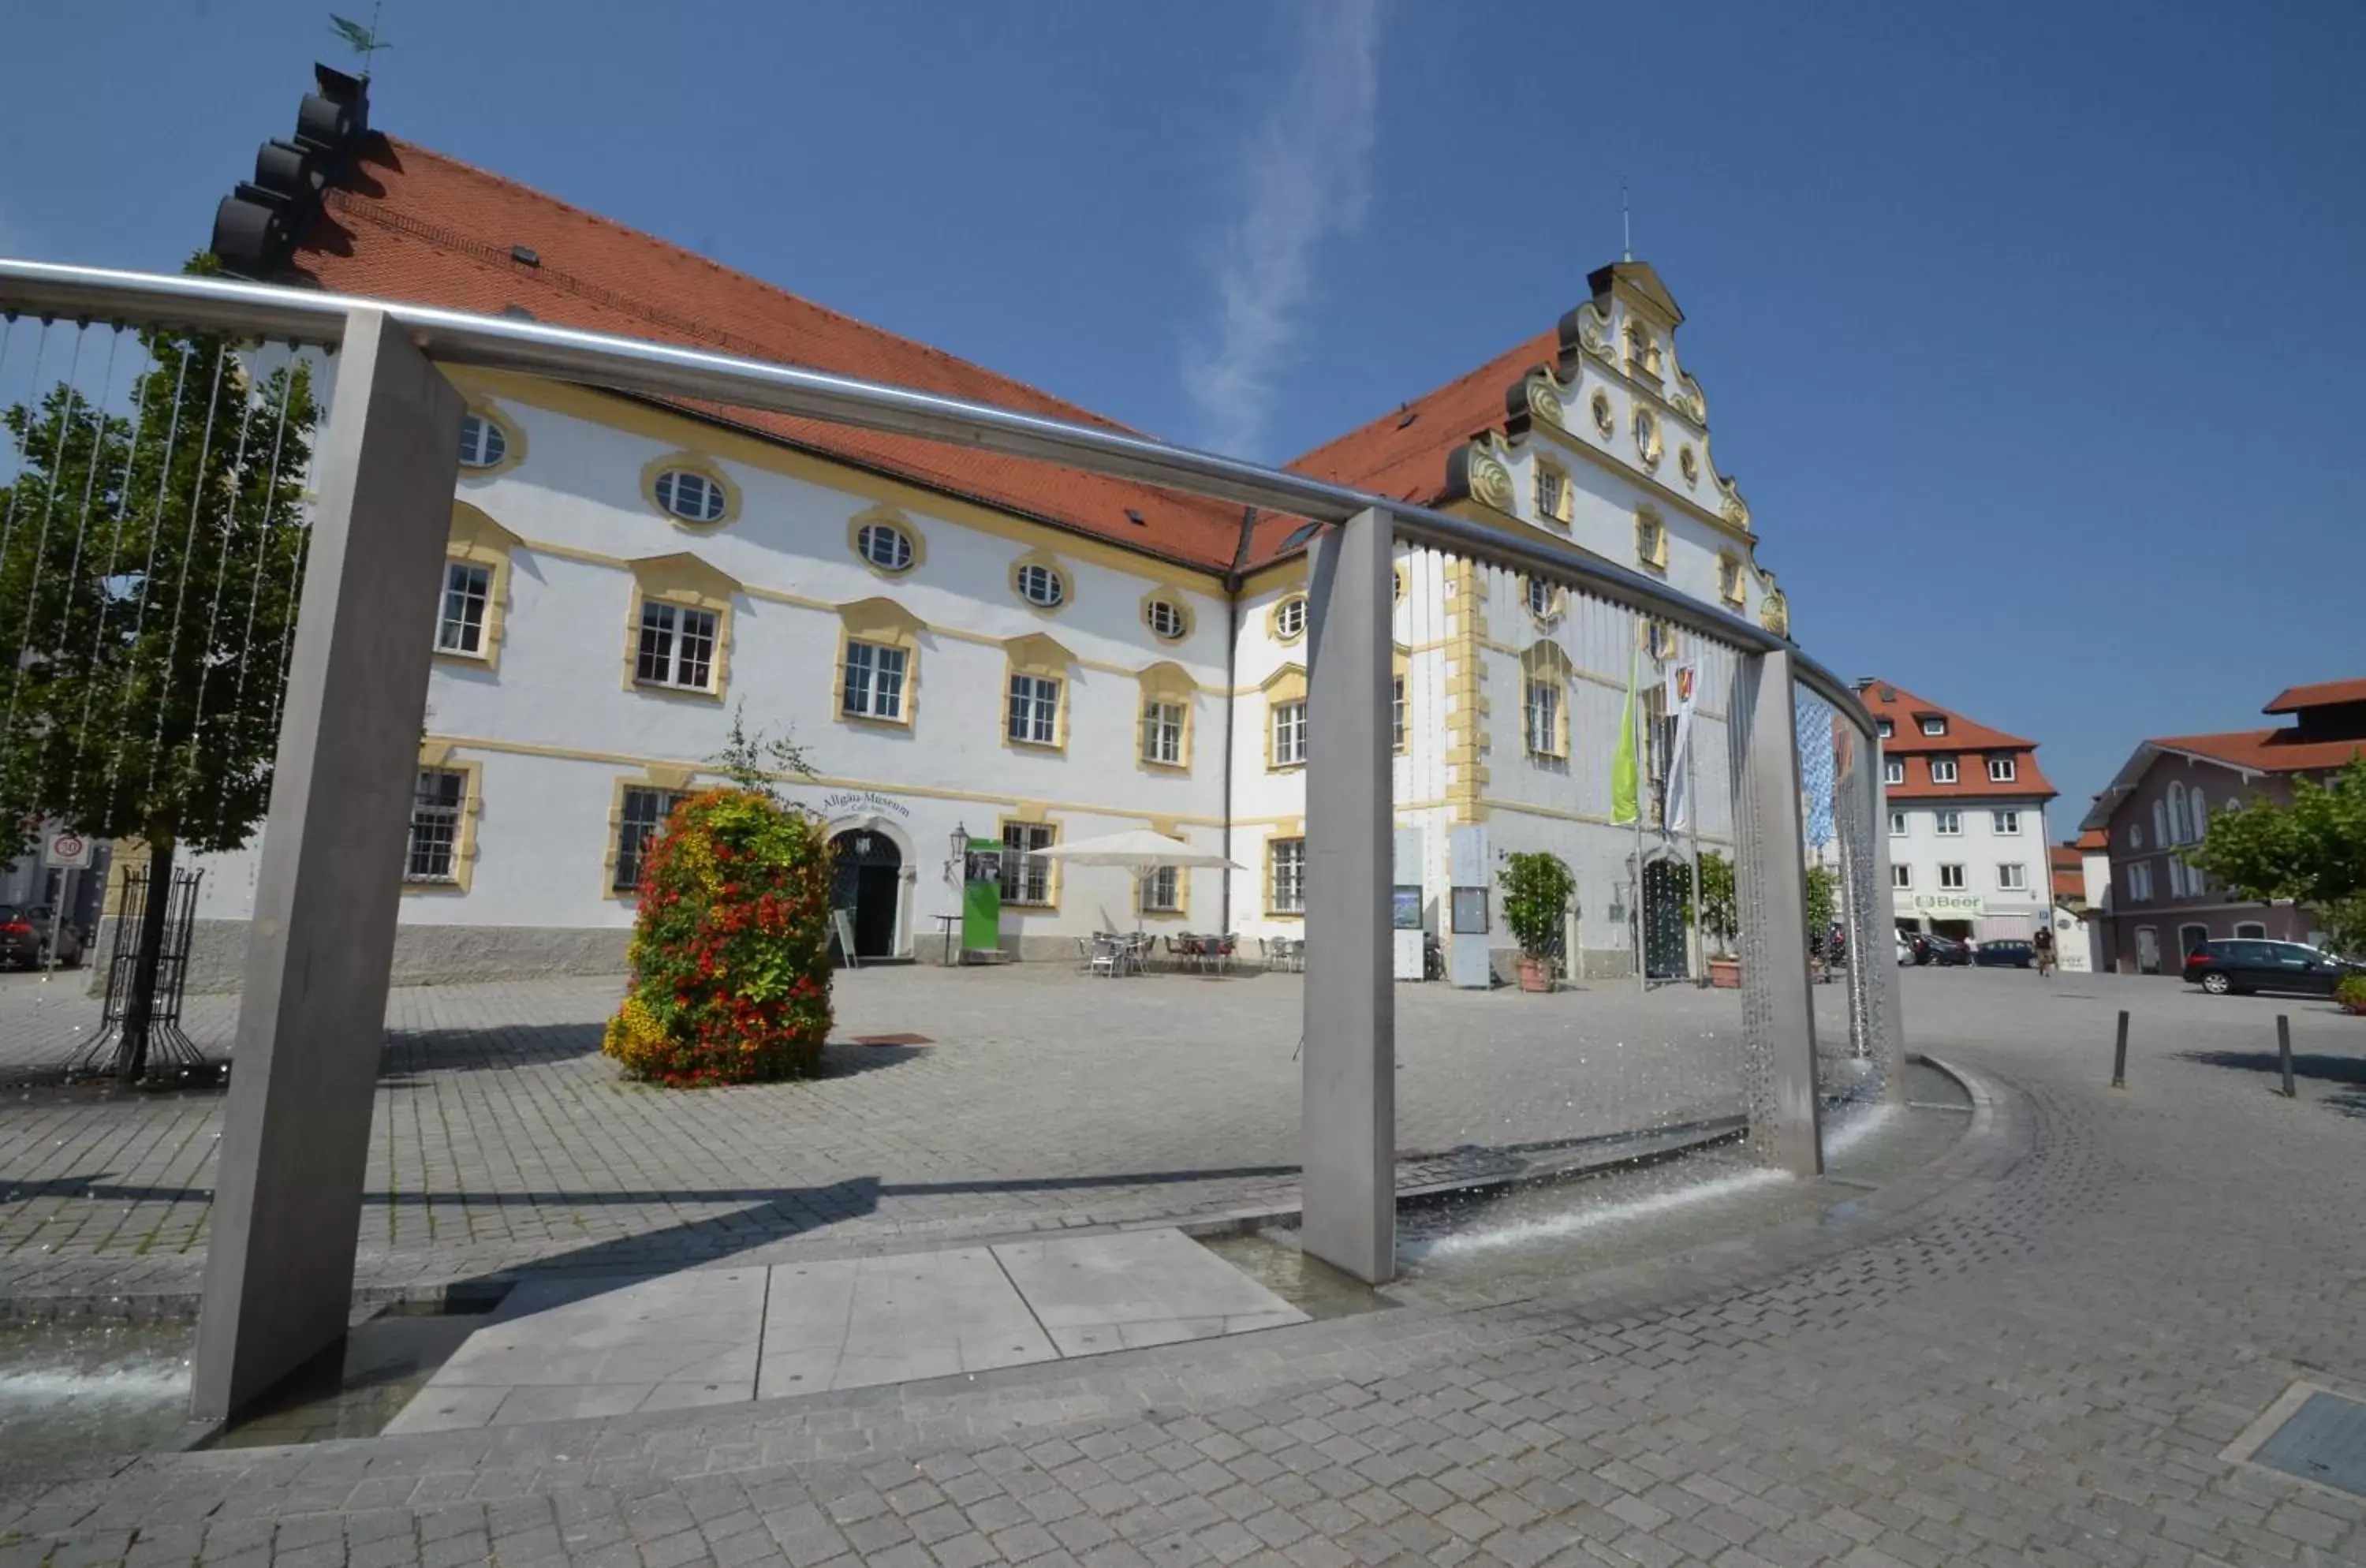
[2049,845,2084,900]
[285,137,1264,573]
[2263,678,2366,715]
[2152,729,2366,775]
[2073,827,2108,851]
[1855,680,2054,802]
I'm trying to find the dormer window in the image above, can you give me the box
[1876,719,1894,739]
[1930,756,1959,784]
[1920,716,1947,737]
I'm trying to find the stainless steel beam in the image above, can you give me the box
[191,310,465,1419]
[1301,509,1395,1283]
[1730,649,1823,1178]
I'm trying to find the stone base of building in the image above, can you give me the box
[88,919,635,997]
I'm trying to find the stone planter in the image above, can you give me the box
[1708,955,1742,989]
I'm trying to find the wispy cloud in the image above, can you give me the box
[1182,0,1379,459]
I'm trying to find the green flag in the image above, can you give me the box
[1610,640,1640,824]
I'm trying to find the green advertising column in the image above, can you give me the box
[961,838,1002,956]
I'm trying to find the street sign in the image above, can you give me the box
[44,830,92,869]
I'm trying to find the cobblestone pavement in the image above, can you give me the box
[4,968,2366,1565]
[0,965,1767,1308]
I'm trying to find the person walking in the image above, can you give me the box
[2032,923,2057,978]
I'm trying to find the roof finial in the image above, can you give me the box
[1621,180,1633,263]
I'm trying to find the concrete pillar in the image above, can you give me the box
[1301,509,1395,1284]
[1728,649,1823,1177]
[192,312,464,1420]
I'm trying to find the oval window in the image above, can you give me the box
[856,521,914,572]
[457,412,507,469]
[654,469,727,523]
[1633,408,1662,465]
[1146,599,1188,640]
[1016,562,1065,607]
[1276,596,1307,640]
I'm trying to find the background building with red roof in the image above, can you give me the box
[1852,679,2060,947]
[2077,679,2365,973]
[177,66,1797,984]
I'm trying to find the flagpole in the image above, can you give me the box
[1687,705,1703,985]
[1633,631,1648,997]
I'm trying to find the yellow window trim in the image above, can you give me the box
[847,503,927,578]
[1136,660,1197,773]
[1140,587,1195,643]
[1532,457,1574,529]
[1519,641,1576,761]
[1716,549,1747,608]
[639,450,742,530]
[457,397,528,480]
[1009,547,1075,617]
[1136,860,1193,923]
[621,554,740,704]
[1264,832,1308,920]
[834,596,923,730]
[401,745,482,897]
[1634,506,1670,572]
[997,815,1061,911]
[1267,592,1310,647]
[1002,633,1074,753]
[1263,663,1308,772]
[435,502,520,674]
[599,770,700,903]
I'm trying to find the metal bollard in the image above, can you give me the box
[2111,1010,2129,1089]
[2278,1014,2296,1098]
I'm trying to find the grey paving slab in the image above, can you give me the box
[756,1249,1056,1399]
[383,1268,767,1435]
[991,1229,1308,1356]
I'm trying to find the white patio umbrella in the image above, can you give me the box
[1028,829,1246,930]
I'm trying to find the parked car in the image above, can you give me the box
[1974,939,2033,969]
[0,904,85,970]
[1896,933,1914,967]
[2181,939,2363,997]
[1908,931,1972,966]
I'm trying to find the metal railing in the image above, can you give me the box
[0,257,1905,1415]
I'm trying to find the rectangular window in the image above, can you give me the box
[1271,837,1307,914]
[1534,463,1569,523]
[1142,700,1185,766]
[614,786,688,893]
[2126,861,2152,902]
[636,600,718,691]
[1883,758,1904,786]
[1992,809,2021,834]
[1524,679,1561,758]
[1272,700,1308,767]
[1892,864,1912,889]
[1987,756,2017,782]
[1392,675,1407,753]
[1997,863,2027,891]
[1007,674,1061,746]
[2167,858,2187,899]
[1717,555,1744,606]
[842,640,908,720]
[1921,717,1947,737]
[1935,810,1961,836]
[1001,822,1056,907]
[1142,865,1181,914]
[1889,811,1908,837]
[1930,756,1959,784]
[1876,719,1894,739]
[405,768,466,883]
[437,561,490,655]
[1939,864,1966,890]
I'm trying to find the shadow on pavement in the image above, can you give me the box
[2178,1048,2366,1094]
[375,1023,928,1085]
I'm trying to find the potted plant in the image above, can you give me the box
[1498,851,1576,993]
[1695,851,1741,987]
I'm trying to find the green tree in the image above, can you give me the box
[2189,757,2366,956]
[0,260,319,1078]
[1692,849,1738,956]
[1804,864,1838,937]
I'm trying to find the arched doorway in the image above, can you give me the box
[1640,856,1690,981]
[830,828,903,961]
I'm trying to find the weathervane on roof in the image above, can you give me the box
[1621,181,1633,263]
[329,3,392,79]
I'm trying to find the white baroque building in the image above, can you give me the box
[177,92,1793,987]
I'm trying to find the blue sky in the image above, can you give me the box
[4,1,2361,833]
